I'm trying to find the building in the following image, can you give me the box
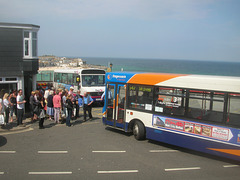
[0,22,40,99]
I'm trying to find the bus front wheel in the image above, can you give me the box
[133,121,145,140]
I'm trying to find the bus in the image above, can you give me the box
[36,71,54,89]
[102,72,240,161]
[53,68,105,102]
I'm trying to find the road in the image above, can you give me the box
[0,107,239,180]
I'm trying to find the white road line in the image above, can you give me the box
[97,170,138,174]
[223,165,239,168]
[0,151,16,153]
[38,151,68,154]
[149,150,178,153]
[0,172,4,175]
[92,151,126,153]
[165,167,201,172]
[29,172,72,175]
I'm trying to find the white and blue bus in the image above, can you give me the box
[53,68,105,102]
[102,72,240,161]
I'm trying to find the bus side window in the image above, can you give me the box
[128,85,153,111]
[187,91,224,123]
[154,87,185,116]
[227,94,240,127]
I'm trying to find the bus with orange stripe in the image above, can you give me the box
[102,72,240,161]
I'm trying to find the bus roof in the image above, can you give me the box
[54,68,105,74]
[106,72,240,93]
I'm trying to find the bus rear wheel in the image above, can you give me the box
[133,121,145,140]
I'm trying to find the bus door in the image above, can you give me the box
[106,84,126,129]
[115,84,126,128]
[106,84,116,126]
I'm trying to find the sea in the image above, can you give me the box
[80,57,240,77]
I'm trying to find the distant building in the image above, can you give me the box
[0,22,40,99]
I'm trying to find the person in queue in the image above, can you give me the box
[68,86,74,95]
[29,91,36,122]
[47,90,54,120]
[9,90,17,122]
[66,94,73,127]
[38,94,46,129]
[16,89,26,126]
[83,91,93,121]
[53,90,61,124]
[61,91,68,123]
[3,93,10,125]
[75,90,81,118]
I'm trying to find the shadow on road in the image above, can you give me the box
[105,126,132,137]
[0,136,7,147]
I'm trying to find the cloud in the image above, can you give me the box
[0,0,215,22]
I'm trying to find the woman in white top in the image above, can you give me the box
[3,93,10,124]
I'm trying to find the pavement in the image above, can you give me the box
[0,117,32,133]
[0,107,103,133]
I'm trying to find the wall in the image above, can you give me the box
[0,28,23,77]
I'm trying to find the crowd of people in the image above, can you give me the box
[0,86,94,129]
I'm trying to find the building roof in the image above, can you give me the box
[0,22,40,30]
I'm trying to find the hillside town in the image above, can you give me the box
[39,55,107,70]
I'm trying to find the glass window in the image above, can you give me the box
[82,75,105,87]
[54,73,58,82]
[227,94,240,127]
[24,31,29,38]
[23,31,38,58]
[5,78,17,81]
[32,32,37,38]
[107,85,115,121]
[188,91,211,120]
[128,85,153,111]
[62,73,68,84]
[154,87,185,116]
[73,74,79,86]
[117,85,126,123]
[32,39,37,57]
[68,74,73,84]
[188,91,224,123]
[24,40,29,56]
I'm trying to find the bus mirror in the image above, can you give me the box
[76,76,80,83]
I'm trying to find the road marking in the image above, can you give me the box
[0,151,16,154]
[38,151,68,154]
[0,172,4,175]
[149,150,178,153]
[97,170,138,174]
[92,151,126,153]
[223,165,239,168]
[165,167,201,172]
[29,172,72,175]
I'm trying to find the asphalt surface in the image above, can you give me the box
[0,107,240,180]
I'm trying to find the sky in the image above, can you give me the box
[0,0,240,61]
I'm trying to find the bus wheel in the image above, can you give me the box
[133,121,145,140]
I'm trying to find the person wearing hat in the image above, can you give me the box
[68,86,74,95]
